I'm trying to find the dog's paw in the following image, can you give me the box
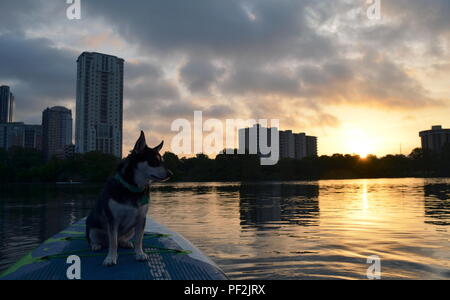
[102,255,117,267]
[135,252,149,262]
[91,244,102,252]
[119,241,134,249]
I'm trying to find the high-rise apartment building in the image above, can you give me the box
[0,86,14,123]
[238,124,274,155]
[306,136,318,157]
[42,106,73,159]
[279,130,295,159]
[419,125,450,153]
[294,133,307,159]
[75,52,124,157]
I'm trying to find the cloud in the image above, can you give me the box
[1,0,450,154]
[384,0,450,37]
[85,0,334,59]
[179,58,225,94]
[221,64,301,97]
[296,54,442,109]
[0,0,47,34]
[0,33,77,122]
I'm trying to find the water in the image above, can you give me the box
[0,178,449,279]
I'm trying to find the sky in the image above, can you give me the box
[0,0,449,157]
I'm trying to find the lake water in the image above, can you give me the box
[0,178,449,279]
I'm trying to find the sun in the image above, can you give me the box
[353,145,370,158]
[346,129,375,158]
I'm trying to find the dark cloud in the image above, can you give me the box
[0,34,76,122]
[154,101,201,119]
[179,58,224,94]
[126,62,163,81]
[204,104,236,119]
[1,0,449,138]
[84,0,336,62]
[125,78,180,104]
[122,61,182,120]
[384,0,450,36]
[0,0,45,34]
[352,0,450,57]
[221,64,301,97]
[0,0,72,35]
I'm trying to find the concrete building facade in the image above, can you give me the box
[75,52,124,157]
[294,133,307,159]
[279,130,295,159]
[239,124,318,161]
[306,136,318,157]
[0,122,42,150]
[420,125,450,153]
[238,124,274,156]
[42,106,73,159]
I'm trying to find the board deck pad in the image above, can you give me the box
[1,218,227,280]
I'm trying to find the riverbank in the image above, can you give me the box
[1,147,449,184]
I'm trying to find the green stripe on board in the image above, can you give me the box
[0,252,46,279]
[0,245,191,278]
[61,231,84,235]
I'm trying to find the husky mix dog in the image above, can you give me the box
[86,131,172,266]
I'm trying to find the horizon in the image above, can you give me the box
[1,1,449,158]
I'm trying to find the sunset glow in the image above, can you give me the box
[1,1,449,157]
[345,129,375,158]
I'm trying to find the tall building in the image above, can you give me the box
[0,122,42,150]
[419,125,450,153]
[75,52,124,157]
[306,135,318,157]
[239,124,318,161]
[279,130,295,159]
[294,133,307,159]
[42,106,73,159]
[239,124,274,155]
[0,86,14,123]
[293,133,317,159]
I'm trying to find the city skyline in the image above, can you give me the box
[1,1,449,157]
[2,73,449,158]
[238,124,318,160]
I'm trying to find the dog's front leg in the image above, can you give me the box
[135,205,149,261]
[103,222,119,266]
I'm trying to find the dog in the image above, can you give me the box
[86,131,172,266]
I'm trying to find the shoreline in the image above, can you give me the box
[1,176,450,186]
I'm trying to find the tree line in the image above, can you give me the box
[0,146,449,184]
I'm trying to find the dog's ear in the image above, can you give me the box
[133,131,147,154]
[153,141,164,152]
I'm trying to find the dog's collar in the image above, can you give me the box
[114,173,149,205]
